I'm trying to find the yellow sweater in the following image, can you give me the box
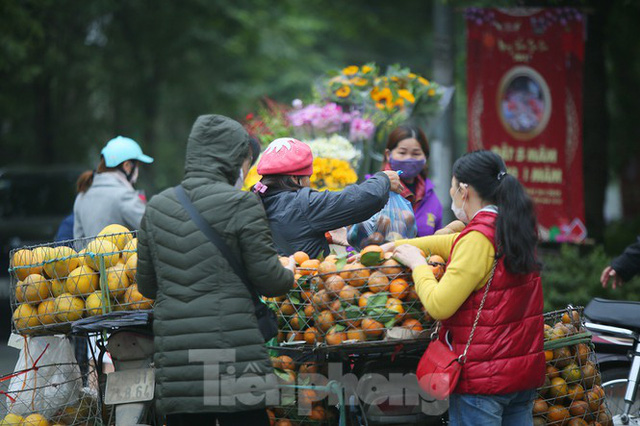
[397,231,495,320]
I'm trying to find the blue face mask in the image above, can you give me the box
[388,157,426,179]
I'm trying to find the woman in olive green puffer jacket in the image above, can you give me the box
[137,115,294,425]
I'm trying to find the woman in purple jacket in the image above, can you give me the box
[382,124,443,236]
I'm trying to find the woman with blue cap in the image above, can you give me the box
[73,136,154,239]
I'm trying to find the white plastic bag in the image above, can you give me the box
[7,336,81,418]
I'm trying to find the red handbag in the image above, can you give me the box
[416,261,497,400]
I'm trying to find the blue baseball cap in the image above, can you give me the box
[101,136,154,167]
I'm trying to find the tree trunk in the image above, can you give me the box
[432,0,455,224]
[582,2,611,241]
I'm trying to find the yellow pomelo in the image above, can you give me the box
[13,303,39,332]
[32,247,52,275]
[84,239,119,270]
[43,246,79,279]
[11,249,40,280]
[21,274,51,304]
[54,293,85,322]
[22,413,50,426]
[86,291,109,316]
[105,264,130,297]
[37,298,58,325]
[65,266,99,296]
[50,279,66,298]
[122,238,137,263]
[125,253,137,282]
[15,280,24,303]
[1,413,25,425]
[98,224,132,250]
[77,249,88,267]
[124,284,153,310]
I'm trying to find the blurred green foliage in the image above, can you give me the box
[541,244,640,311]
[0,0,437,192]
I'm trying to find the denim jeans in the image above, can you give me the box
[449,389,537,426]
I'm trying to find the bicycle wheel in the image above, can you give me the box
[601,367,640,421]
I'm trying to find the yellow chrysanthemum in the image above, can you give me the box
[362,65,373,74]
[398,89,416,103]
[310,157,357,191]
[408,73,417,78]
[418,77,430,86]
[351,77,368,87]
[428,88,436,96]
[342,65,359,76]
[336,85,351,98]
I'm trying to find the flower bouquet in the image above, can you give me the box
[242,62,452,190]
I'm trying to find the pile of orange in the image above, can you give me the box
[268,355,332,425]
[534,310,612,426]
[267,245,443,347]
[10,224,153,334]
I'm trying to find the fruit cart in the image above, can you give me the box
[536,307,614,426]
[266,247,446,425]
[6,224,155,425]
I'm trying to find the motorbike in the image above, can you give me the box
[585,298,640,425]
[72,310,158,426]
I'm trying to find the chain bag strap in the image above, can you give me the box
[458,259,498,364]
[416,259,498,400]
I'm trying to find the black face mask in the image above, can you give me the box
[118,161,138,183]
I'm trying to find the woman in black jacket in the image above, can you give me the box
[253,138,402,257]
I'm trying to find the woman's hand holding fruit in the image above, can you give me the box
[392,244,427,270]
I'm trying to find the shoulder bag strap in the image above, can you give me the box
[173,185,261,305]
[458,259,498,364]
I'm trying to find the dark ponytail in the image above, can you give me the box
[452,150,540,274]
[76,157,118,193]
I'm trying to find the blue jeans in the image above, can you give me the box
[449,389,537,426]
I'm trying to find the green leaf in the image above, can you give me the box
[404,306,422,320]
[333,324,346,332]
[384,318,397,329]
[281,394,296,406]
[336,256,347,271]
[344,305,362,320]
[297,310,308,329]
[289,294,301,305]
[361,250,383,267]
[366,306,395,324]
[274,368,289,381]
[367,292,389,308]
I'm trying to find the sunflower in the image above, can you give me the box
[342,65,359,76]
[336,85,351,98]
[351,77,368,87]
[398,89,416,104]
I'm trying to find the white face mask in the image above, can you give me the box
[234,167,245,189]
[129,166,139,185]
[451,184,469,223]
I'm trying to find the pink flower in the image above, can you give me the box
[349,117,375,141]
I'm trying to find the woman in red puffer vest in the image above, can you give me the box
[383,150,545,425]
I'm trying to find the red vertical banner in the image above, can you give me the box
[466,8,586,242]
